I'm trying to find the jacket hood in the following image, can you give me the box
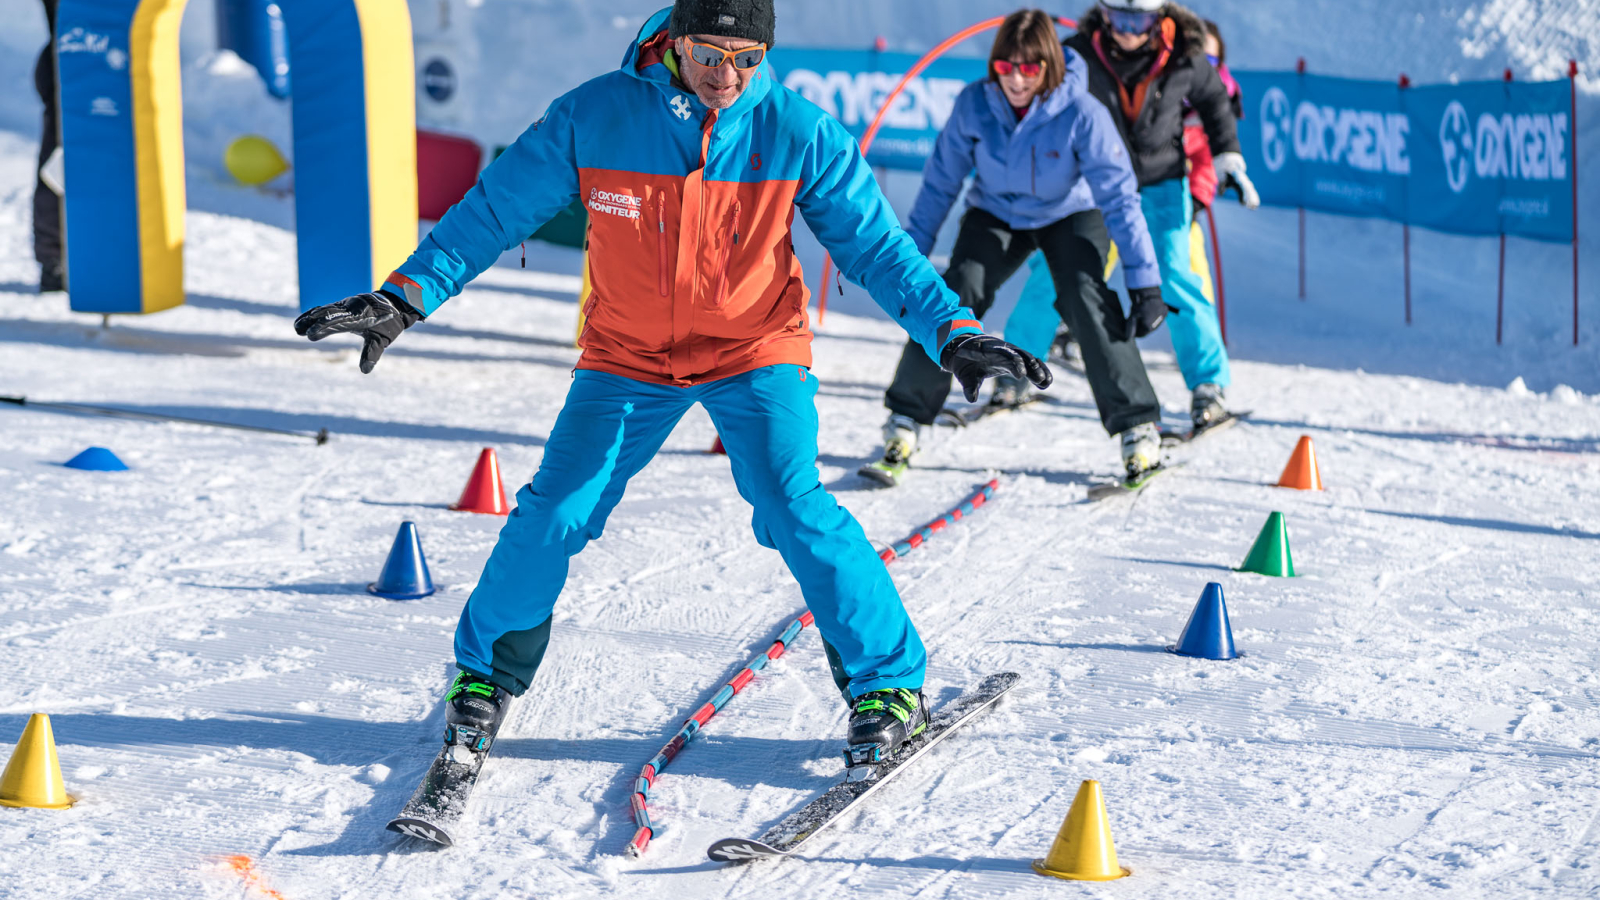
[1077,3,1206,55]
[620,7,773,119]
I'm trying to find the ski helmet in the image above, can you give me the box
[1099,0,1163,35]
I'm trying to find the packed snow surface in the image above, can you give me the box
[2,117,1599,896]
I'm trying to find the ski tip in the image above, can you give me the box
[388,817,453,847]
[707,837,786,863]
[857,464,904,488]
[982,672,1022,692]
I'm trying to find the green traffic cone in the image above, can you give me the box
[1236,512,1296,577]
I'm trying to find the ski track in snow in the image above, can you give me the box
[0,100,1598,900]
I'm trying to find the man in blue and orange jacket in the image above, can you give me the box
[294,0,1050,760]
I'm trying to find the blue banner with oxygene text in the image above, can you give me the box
[1235,70,1574,243]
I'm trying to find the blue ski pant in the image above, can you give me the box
[1142,177,1229,389]
[1003,178,1230,389]
[453,365,927,700]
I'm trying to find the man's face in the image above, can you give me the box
[674,34,762,109]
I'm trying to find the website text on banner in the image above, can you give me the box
[1234,70,1574,244]
[765,49,984,172]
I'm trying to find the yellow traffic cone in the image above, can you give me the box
[1032,780,1129,881]
[0,714,74,809]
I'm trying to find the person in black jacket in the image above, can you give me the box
[1067,1,1258,430]
[34,0,63,293]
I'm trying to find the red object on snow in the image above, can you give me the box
[417,130,483,220]
[708,436,726,455]
[452,447,509,515]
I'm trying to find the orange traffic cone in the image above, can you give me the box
[0,714,74,809]
[451,448,510,515]
[1277,436,1323,491]
[1032,780,1129,881]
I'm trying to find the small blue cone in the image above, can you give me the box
[368,521,435,600]
[63,447,128,471]
[1167,582,1240,660]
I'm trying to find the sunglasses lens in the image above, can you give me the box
[1020,62,1043,78]
[732,47,765,69]
[690,43,727,68]
[993,60,1013,76]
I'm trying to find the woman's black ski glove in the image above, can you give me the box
[1126,286,1177,340]
[939,333,1053,403]
[294,290,423,374]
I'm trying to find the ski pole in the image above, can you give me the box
[0,395,330,445]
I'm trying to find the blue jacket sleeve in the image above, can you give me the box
[1072,99,1162,290]
[904,85,979,256]
[797,115,982,365]
[391,92,582,314]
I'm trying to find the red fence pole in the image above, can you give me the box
[1572,60,1581,346]
[1400,74,1411,325]
[1297,58,1307,301]
[1204,204,1227,344]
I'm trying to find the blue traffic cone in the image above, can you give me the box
[1167,582,1240,660]
[63,447,127,471]
[368,521,435,600]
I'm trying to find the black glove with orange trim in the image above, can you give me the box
[294,290,423,374]
[939,333,1053,403]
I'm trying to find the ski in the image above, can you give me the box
[935,396,1040,428]
[387,709,509,847]
[706,672,1020,863]
[386,742,490,846]
[1158,410,1251,446]
[858,457,909,487]
[1086,462,1183,502]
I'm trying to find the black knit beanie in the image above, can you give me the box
[669,0,776,48]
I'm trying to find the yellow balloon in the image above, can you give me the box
[224,135,289,186]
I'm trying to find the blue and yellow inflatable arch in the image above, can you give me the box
[57,0,417,314]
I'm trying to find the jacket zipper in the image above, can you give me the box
[656,193,668,297]
[712,201,741,308]
[1031,146,1037,195]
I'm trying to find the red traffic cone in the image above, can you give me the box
[708,436,726,455]
[451,448,509,515]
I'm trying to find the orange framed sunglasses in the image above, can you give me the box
[684,38,768,70]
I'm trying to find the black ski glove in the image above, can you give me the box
[294,290,423,374]
[939,333,1053,403]
[1126,286,1177,340]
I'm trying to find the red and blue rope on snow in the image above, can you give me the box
[625,478,1000,855]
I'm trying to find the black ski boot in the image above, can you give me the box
[444,670,511,757]
[843,688,928,779]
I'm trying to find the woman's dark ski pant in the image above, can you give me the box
[884,207,1161,435]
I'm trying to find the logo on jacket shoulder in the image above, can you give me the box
[589,187,642,220]
[670,94,693,121]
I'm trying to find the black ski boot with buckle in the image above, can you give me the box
[842,688,928,779]
[444,670,511,758]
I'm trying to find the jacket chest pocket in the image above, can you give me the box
[708,201,742,310]
[655,193,670,297]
